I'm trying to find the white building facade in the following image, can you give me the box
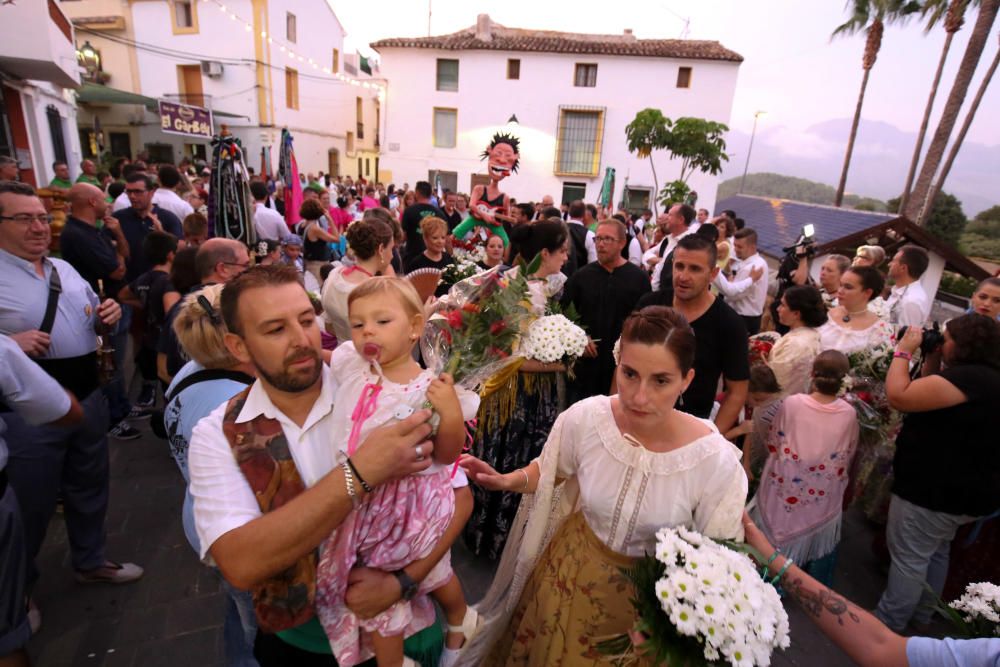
[0,0,81,187]
[373,15,741,212]
[62,0,380,178]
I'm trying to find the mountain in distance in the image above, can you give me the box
[719,118,1000,217]
[718,172,887,210]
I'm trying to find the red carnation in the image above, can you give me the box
[490,320,507,335]
[446,310,464,329]
[857,391,874,404]
[462,303,480,313]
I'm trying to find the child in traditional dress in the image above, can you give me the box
[315,277,478,667]
[749,350,860,586]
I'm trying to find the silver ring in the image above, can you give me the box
[415,444,424,460]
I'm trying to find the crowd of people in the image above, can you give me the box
[1,155,999,667]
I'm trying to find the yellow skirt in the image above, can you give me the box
[485,512,638,667]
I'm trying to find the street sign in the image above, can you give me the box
[158,100,213,139]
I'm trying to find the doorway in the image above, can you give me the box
[327,148,340,178]
[469,173,489,194]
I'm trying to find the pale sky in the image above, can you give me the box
[330,0,1000,146]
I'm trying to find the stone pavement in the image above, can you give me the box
[27,415,918,666]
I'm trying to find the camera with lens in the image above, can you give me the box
[898,321,945,356]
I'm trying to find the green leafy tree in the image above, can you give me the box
[888,190,967,247]
[625,110,728,210]
[975,205,1000,223]
[624,109,671,215]
[657,117,729,207]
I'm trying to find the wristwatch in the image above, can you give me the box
[392,569,419,601]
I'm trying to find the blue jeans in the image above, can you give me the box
[875,494,978,631]
[102,304,132,423]
[219,573,259,666]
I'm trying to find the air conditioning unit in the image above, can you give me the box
[200,61,224,78]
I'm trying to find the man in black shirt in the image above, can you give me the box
[441,190,464,231]
[61,183,139,439]
[111,173,183,282]
[401,181,444,261]
[637,234,748,433]
[562,219,650,404]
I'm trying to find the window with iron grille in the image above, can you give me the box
[561,182,587,205]
[573,63,597,87]
[554,106,604,176]
[436,59,459,91]
[286,12,297,43]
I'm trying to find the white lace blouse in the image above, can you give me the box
[817,315,893,355]
[535,396,747,556]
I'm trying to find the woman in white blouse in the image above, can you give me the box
[457,306,747,666]
[769,285,828,396]
[819,266,894,355]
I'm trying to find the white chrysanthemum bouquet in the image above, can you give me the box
[934,582,1000,638]
[519,314,588,373]
[598,526,790,667]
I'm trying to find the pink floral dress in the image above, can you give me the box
[314,342,479,666]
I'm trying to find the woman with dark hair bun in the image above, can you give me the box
[459,305,747,663]
[462,220,570,561]
[768,285,827,396]
[750,350,859,587]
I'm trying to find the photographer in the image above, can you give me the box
[772,226,817,334]
[875,314,1000,633]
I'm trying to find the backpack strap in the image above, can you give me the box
[39,263,62,334]
[165,369,253,404]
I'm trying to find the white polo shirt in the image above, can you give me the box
[188,365,341,560]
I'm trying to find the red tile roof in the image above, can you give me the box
[371,21,743,63]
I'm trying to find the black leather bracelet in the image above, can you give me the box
[346,457,373,493]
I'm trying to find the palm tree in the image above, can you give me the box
[920,29,1000,224]
[904,0,1000,221]
[833,0,921,207]
[898,0,972,215]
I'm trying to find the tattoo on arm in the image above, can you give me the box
[785,576,861,626]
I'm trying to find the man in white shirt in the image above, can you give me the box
[250,181,289,241]
[634,208,653,236]
[886,245,931,329]
[644,203,695,291]
[188,266,439,659]
[713,228,768,334]
[151,165,194,222]
[691,208,709,234]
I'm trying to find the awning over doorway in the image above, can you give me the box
[75,83,249,119]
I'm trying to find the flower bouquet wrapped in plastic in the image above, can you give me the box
[597,525,790,666]
[421,265,533,391]
[842,343,903,518]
